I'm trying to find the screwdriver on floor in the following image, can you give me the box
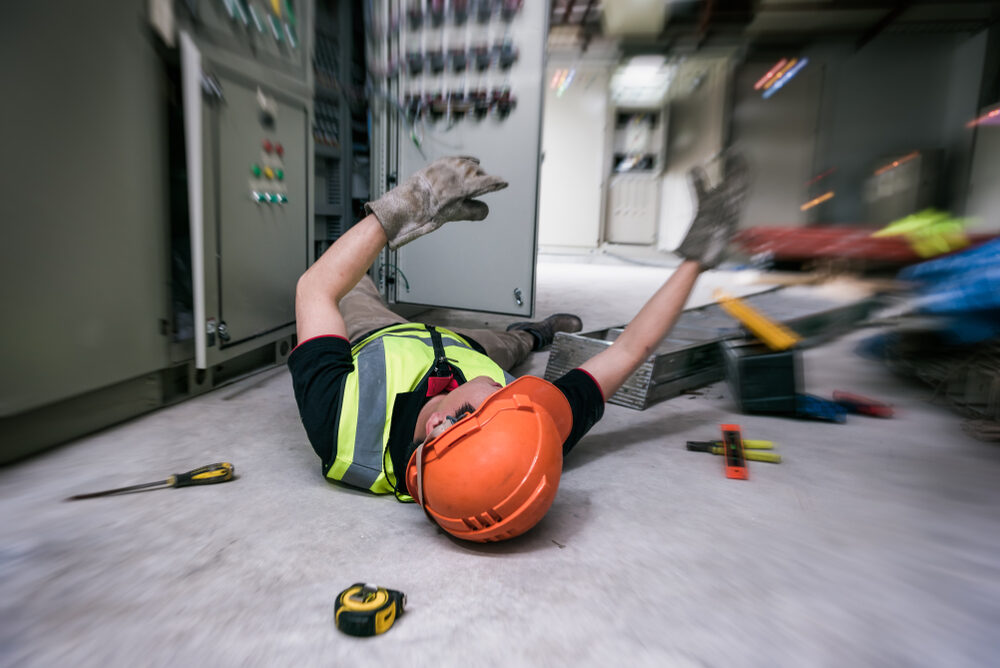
[66,462,235,501]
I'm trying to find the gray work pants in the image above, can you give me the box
[339,275,534,371]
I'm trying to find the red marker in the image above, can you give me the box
[833,391,894,418]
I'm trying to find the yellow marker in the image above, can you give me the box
[263,166,274,180]
[715,290,801,351]
[270,0,282,17]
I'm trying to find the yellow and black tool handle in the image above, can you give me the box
[687,441,781,463]
[709,446,781,464]
[687,440,774,451]
[67,462,235,500]
[168,462,234,487]
[335,583,406,637]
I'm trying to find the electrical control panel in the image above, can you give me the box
[371,0,527,134]
[367,0,546,316]
[395,0,524,126]
[247,99,292,206]
[174,0,314,368]
[216,79,307,342]
[193,0,308,77]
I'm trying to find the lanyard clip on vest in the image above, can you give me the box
[425,326,459,397]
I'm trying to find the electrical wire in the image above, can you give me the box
[380,263,410,292]
[600,249,685,268]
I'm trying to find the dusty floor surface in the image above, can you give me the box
[2,258,998,667]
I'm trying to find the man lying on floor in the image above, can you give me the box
[290,155,748,542]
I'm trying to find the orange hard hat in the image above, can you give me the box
[405,376,573,543]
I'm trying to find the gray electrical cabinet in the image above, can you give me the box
[177,0,313,369]
[0,0,313,463]
[366,0,547,316]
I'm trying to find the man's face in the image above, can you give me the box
[439,375,504,415]
[422,375,504,442]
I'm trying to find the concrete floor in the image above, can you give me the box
[2,258,999,667]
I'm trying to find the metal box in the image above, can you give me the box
[722,340,801,414]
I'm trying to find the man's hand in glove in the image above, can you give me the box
[675,153,750,269]
[365,156,508,250]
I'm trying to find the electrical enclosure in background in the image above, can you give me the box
[367,0,546,316]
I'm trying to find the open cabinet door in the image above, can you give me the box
[180,30,312,369]
[369,0,548,317]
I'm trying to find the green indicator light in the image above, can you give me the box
[276,168,284,180]
[251,164,261,177]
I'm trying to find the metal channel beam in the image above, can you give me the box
[544,288,879,410]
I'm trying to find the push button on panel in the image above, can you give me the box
[250,190,287,205]
[264,166,275,180]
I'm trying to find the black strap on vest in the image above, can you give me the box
[385,326,467,500]
[426,326,451,378]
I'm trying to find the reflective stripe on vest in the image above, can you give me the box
[329,324,508,494]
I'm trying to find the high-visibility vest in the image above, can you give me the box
[329,323,507,496]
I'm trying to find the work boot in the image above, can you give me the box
[506,313,583,351]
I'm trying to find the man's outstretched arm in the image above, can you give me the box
[294,156,508,342]
[295,215,387,341]
[580,154,750,399]
[580,260,702,398]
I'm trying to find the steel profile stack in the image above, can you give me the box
[543,288,878,410]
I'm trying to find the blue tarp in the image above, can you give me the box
[898,238,1000,343]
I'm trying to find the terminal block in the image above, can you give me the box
[450,48,469,72]
[474,45,492,71]
[497,40,518,69]
[406,1,423,30]
[453,0,470,24]
[428,49,446,74]
[406,51,424,75]
[493,87,515,118]
[429,0,446,27]
[501,0,523,21]
[475,0,494,23]
[428,93,447,122]
[471,89,491,119]
[448,91,471,119]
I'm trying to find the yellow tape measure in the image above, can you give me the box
[334,583,406,637]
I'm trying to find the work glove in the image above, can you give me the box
[675,152,751,269]
[364,156,508,250]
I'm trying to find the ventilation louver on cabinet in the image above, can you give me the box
[326,159,342,207]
